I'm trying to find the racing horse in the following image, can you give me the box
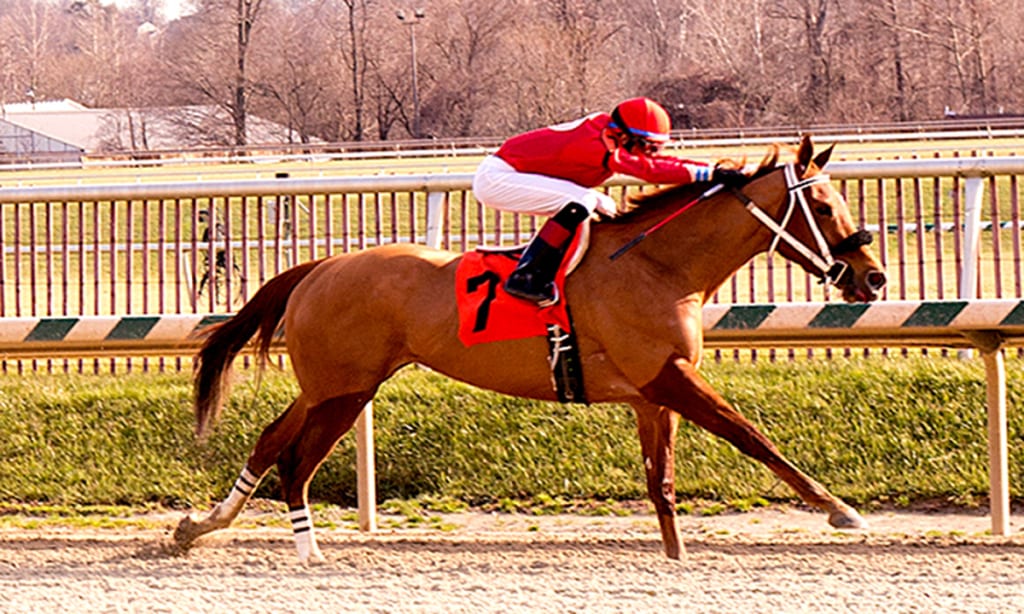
[174,136,887,562]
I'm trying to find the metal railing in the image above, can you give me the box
[1,156,1022,345]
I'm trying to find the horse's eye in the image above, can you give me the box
[814,204,832,216]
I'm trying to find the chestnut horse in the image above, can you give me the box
[174,136,886,563]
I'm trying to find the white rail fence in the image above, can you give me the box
[2,155,1024,319]
[2,155,1021,317]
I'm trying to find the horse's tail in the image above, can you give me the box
[193,258,325,439]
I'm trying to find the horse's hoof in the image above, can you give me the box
[173,514,200,548]
[661,538,684,560]
[828,505,867,530]
[298,549,327,566]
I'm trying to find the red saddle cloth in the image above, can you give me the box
[455,248,573,347]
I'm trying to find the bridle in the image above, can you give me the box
[730,162,872,287]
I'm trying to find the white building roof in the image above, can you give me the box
[1,99,306,154]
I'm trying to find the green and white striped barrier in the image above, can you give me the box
[0,314,231,357]
[703,299,1024,350]
[3,299,1023,356]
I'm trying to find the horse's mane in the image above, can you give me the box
[613,144,784,222]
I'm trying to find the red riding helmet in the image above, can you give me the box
[609,97,672,142]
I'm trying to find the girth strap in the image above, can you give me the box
[546,318,587,404]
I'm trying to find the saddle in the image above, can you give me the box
[454,220,590,403]
[474,220,591,279]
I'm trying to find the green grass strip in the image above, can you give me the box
[0,354,1019,509]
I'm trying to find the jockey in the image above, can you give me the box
[473,96,746,306]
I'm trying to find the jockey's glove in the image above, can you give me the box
[712,166,748,188]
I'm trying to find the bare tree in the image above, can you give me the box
[671,0,783,127]
[246,1,338,143]
[534,0,626,117]
[626,0,686,70]
[159,0,267,145]
[482,0,623,133]
[418,0,520,137]
[232,0,264,144]
[6,0,1024,144]
[929,0,998,115]
[0,0,62,106]
[62,0,161,107]
[852,0,914,121]
[331,0,373,140]
[766,0,841,117]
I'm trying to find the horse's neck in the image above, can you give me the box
[593,176,788,299]
[691,177,791,292]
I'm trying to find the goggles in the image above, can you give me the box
[609,112,668,156]
[628,136,664,155]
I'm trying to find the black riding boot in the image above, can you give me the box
[504,202,591,306]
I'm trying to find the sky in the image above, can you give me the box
[101,0,195,22]
[159,0,190,20]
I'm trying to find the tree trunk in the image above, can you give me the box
[233,0,263,146]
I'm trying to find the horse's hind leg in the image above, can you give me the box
[274,391,373,563]
[631,400,683,559]
[641,356,866,531]
[175,397,312,550]
[174,391,372,562]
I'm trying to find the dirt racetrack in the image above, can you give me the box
[1,504,1022,613]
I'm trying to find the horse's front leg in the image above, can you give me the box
[640,354,866,531]
[631,400,683,559]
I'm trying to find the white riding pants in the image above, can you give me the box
[472,155,618,217]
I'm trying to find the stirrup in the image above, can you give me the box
[504,277,559,307]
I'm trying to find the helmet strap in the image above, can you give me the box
[610,107,634,139]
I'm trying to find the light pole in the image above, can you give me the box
[396,8,425,138]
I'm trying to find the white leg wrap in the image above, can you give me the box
[289,506,320,562]
[230,465,261,504]
[233,466,261,497]
[212,465,262,523]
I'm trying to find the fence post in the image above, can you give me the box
[356,400,377,532]
[981,347,1010,536]
[356,188,446,532]
[425,191,446,249]
[958,177,985,359]
[960,177,985,299]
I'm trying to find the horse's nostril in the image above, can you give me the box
[867,271,887,291]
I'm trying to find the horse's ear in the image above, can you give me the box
[796,135,813,168]
[812,143,836,169]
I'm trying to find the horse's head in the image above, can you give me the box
[735,136,886,302]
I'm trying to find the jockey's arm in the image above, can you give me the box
[608,149,712,185]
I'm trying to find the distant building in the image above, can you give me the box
[0,100,88,162]
[1,98,308,162]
